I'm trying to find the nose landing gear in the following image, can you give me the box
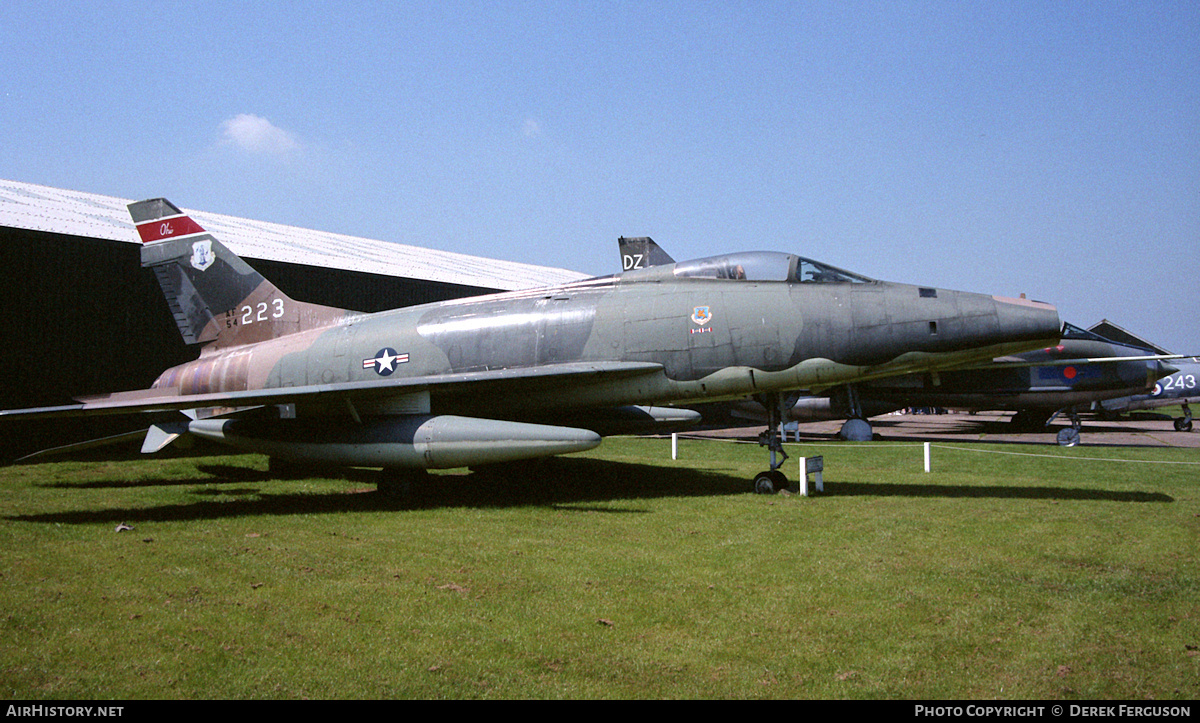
[753,392,793,494]
[1053,410,1083,447]
[1174,403,1193,432]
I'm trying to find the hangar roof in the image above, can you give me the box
[0,179,591,291]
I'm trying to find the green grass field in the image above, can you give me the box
[1,436,1197,699]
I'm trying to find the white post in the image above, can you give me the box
[798,456,809,496]
[924,441,931,473]
[671,433,678,460]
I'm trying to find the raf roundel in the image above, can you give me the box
[363,348,410,376]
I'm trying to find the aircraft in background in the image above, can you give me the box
[1094,358,1197,432]
[619,236,676,271]
[0,201,1062,493]
[1082,321,1196,431]
[619,240,1181,446]
[778,323,1178,446]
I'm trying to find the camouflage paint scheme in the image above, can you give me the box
[2,200,1062,482]
[620,236,1180,445]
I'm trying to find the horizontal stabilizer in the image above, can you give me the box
[141,422,192,454]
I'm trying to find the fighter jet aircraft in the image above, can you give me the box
[0,199,1061,492]
[1084,322,1196,432]
[1095,357,1198,432]
[619,239,1179,447]
[784,323,1179,446]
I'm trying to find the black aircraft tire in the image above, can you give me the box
[1056,428,1081,447]
[1175,418,1193,432]
[838,418,873,441]
[753,471,784,495]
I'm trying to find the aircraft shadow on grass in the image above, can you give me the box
[10,452,1172,526]
[10,457,747,525]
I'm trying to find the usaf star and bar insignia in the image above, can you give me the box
[363,348,410,376]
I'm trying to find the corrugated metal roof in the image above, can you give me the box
[0,179,591,290]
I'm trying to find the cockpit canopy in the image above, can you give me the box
[671,251,874,284]
[1060,322,1108,343]
[1060,322,1156,353]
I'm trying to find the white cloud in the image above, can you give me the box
[220,114,300,155]
[522,117,542,138]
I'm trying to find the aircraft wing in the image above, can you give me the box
[0,361,667,421]
[979,353,1186,369]
[1114,394,1200,411]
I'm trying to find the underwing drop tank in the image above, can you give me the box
[187,415,602,469]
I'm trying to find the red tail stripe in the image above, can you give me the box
[135,215,207,244]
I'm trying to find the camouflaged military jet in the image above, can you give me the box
[618,237,1182,450]
[1,199,1061,492]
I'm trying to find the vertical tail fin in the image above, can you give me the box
[130,199,346,348]
[618,236,675,271]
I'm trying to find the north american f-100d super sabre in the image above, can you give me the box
[0,199,1061,492]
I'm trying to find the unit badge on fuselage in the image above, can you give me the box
[363,348,410,376]
[690,305,713,334]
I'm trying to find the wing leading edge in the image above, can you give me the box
[0,361,667,421]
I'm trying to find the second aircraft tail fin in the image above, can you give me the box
[130,199,347,348]
[618,236,675,271]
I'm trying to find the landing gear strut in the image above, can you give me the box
[836,385,873,441]
[753,392,792,494]
[1055,410,1082,447]
[1175,403,1193,432]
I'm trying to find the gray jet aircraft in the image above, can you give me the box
[1084,322,1196,432]
[1096,357,1198,431]
[1,200,1061,492]
[620,238,1179,447]
[781,323,1178,446]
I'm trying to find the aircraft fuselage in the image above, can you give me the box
[151,261,1061,422]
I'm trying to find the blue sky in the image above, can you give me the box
[3,1,1197,352]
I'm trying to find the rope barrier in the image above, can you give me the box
[925,443,1200,465]
[671,433,1200,468]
